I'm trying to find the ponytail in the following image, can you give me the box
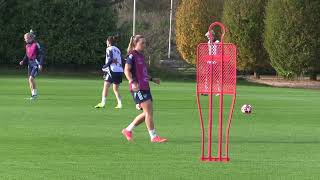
[127,36,135,54]
[107,35,118,46]
[127,35,145,54]
[29,29,36,39]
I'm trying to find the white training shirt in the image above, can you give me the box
[106,46,123,73]
[208,40,220,55]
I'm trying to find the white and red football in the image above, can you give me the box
[241,104,252,114]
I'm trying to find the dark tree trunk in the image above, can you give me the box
[310,72,318,81]
[253,71,260,79]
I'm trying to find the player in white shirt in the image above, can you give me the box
[95,36,124,109]
[205,30,220,55]
[204,31,221,96]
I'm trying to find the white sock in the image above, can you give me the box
[117,97,122,105]
[32,89,37,96]
[148,129,157,139]
[101,97,106,105]
[126,123,135,132]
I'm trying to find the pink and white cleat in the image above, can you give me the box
[151,136,167,143]
[122,129,133,141]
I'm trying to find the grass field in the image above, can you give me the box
[0,75,320,180]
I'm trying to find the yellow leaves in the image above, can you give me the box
[175,0,215,64]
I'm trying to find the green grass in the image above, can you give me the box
[0,75,320,180]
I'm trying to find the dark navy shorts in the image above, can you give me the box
[132,90,153,104]
[28,65,39,78]
[104,72,123,85]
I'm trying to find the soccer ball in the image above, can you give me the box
[241,104,252,114]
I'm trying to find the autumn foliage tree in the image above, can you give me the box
[175,0,224,65]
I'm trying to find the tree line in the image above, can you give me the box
[0,0,116,66]
[176,0,320,79]
[1,0,319,80]
[0,0,180,69]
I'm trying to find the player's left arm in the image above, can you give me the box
[148,75,161,85]
[102,49,113,72]
[36,43,45,71]
[145,65,160,85]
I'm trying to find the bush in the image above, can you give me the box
[223,0,268,77]
[0,0,117,65]
[264,0,320,79]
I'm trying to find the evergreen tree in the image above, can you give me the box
[264,0,320,79]
[223,0,268,78]
[0,0,117,65]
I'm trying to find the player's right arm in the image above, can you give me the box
[124,63,133,82]
[20,54,28,65]
[125,54,139,91]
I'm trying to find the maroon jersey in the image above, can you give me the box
[126,50,150,91]
[26,42,38,60]
[22,41,45,66]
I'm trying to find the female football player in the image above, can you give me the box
[122,35,167,143]
[19,30,45,100]
[95,36,123,109]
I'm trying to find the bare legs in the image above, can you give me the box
[125,100,158,139]
[29,76,36,92]
[29,76,37,97]
[102,81,111,100]
[113,84,122,106]
[130,112,146,127]
[100,81,111,105]
[140,100,154,131]
[123,99,167,142]
[129,100,153,128]
[97,81,122,108]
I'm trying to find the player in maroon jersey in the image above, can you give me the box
[122,35,167,143]
[19,30,45,100]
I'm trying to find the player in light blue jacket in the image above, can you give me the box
[95,36,124,109]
